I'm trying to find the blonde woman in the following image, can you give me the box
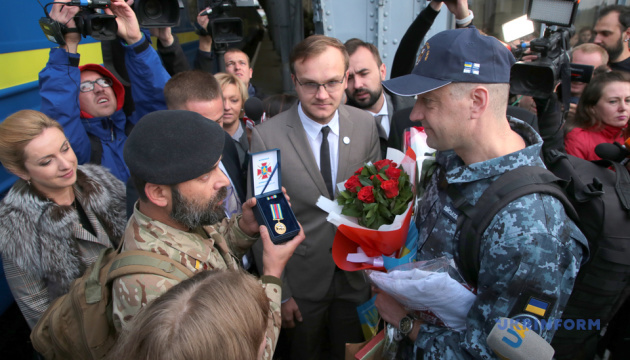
[215,72,249,166]
[0,110,125,328]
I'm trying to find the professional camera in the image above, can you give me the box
[39,0,183,46]
[74,0,118,41]
[195,0,244,44]
[132,0,184,28]
[39,0,117,45]
[510,0,579,98]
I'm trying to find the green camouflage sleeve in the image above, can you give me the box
[208,214,259,260]
[111,273,179,332]
[260,275,282,360]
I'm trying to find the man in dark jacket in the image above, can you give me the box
[39,0,170,183]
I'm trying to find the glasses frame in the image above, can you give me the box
[79,78,113,93]
[294,74,346,94]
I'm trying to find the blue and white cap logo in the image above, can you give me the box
[463,62,480,75]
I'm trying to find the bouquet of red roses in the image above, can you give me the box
[337,159,414,230]
[316,148,417,271]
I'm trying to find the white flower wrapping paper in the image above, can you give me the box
[368,260,476,332]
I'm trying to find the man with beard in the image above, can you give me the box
[344,38,414,156]
[594,5,630,73]
[112,110,305,360]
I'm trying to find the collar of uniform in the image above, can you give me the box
[130,204,214,261]
[442,117,545,184]
[297,102,340,140]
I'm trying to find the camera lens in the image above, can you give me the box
[142,0,163,19]
[92,19,104,31]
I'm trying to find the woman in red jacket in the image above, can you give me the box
[565,71,630,160]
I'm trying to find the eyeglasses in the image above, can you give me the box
[294,75,345,94]
[79,78,113,93]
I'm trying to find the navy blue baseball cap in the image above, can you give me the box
[382,27,516,96]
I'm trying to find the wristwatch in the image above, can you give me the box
[398,315,414,336]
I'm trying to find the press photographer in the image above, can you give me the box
[192,0,243,72]
[508,0,609,158]
[38,0,170,183]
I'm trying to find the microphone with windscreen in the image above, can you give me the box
[486,317,554,360]
[244,97,264,125]
[595,139,630,163]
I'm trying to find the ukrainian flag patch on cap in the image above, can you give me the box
[463,62,480,75]
[525,297,549,317]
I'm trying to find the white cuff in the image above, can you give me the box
[456,10,474,26]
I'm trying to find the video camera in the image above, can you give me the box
[39,0,117,45]
[39,0,183,45]
[132,0,184,28]
[195,0,244,44]
[510,0,580,98]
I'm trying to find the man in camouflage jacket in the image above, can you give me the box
[113,110,304,360]
[374,28,588,359]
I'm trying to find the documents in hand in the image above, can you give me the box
[368,258,476,331]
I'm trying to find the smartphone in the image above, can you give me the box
[570,63,594,83]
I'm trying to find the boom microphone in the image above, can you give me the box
[486,317,554,360]
[243,97,264,124]
[595,140,630,163]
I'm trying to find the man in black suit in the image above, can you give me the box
[344,38,414,157]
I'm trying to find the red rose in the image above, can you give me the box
[385,166,401,180]
[381,179,399,198]
[370,174,385,182]
[357,186,375,203]
[354,167,364,175]
[374,159,397,171]
[344,175,362,193]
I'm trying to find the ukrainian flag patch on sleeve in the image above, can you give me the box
[525,297,549,317]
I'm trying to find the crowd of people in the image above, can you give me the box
[0,0,629,359]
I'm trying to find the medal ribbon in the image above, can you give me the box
[271,203,284,221]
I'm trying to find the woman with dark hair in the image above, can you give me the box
[564,71,630,161]
[0,110,126,328]
[108,269,272,360]
[262,94,298,120]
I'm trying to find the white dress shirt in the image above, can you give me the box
[368,94,390,138]
[298,103,340,191]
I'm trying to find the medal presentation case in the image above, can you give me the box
[250,149,299,244]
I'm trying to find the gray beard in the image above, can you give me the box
[170,186,227,229]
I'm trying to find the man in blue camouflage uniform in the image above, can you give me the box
[374,28,588,359]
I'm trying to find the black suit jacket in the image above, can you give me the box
[221,131,246,203]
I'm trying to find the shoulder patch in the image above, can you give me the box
[525,297,550,317]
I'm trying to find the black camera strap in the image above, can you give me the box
[559,59,572,120]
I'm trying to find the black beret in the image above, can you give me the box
[124,110,225,185]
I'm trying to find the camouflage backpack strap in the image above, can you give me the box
[450,165,577,288]
[106,250,196,284]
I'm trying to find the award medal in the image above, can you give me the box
[271,203,286,234]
